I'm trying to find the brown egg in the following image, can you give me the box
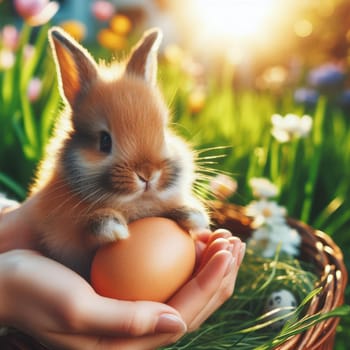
[90,217,196,302]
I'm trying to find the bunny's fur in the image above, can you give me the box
[25,28,209,277]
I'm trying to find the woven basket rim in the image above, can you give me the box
[210,201,348,350]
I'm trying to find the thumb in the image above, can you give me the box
[78,296,187,337]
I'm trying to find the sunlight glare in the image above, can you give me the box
[192,0,277,41]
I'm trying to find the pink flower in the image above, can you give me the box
[14,0,59,26]
[1,25,19,50]
[14,0,47,18]
[27,78,42,102]
[92,1,115,21]
[24,45,35,61]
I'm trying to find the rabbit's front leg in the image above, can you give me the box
[163,206,210,233]
[88,208,129,242]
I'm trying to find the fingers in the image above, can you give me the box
[188,240,245,331]
[197,236,236,271]
[194,228,232,245]
[169,231,246,333]
[42,330,179,350]
[205,229,233,244]
[167,249,233,325]
[37,298,186,350]
[78,297,186,337]
[194,228,233,269]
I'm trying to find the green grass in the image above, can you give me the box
[162,250,349,349]
[0,23,60,198]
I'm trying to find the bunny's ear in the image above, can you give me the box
[49,27,98,106]
[125,28,162,86]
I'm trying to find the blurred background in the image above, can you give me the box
[1,0,350,348]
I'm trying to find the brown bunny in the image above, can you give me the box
[23,27,209,278]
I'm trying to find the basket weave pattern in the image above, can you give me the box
[211,202,348,350]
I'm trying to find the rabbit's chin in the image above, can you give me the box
[108,186,177,206]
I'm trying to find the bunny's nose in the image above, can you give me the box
[137,173,150,191]
[136,170,161,192]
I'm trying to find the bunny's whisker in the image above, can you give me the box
[195,145,232,154]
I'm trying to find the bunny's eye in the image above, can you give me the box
[99,131,112,154]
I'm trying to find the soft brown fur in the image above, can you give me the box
[22,27,209,278]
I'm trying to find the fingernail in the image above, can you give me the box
[227,242,234,253]
[224,256,236,276]
[239,243,246,265]
[156,314,187,334]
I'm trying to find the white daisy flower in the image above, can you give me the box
[249,177,278,199]
[245,199,286,228]
[245,179,301,258]
[271,113,312,143]
[248,223,301,258]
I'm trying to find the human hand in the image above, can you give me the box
[0,249,188,350]
[171,228,245,332]
[0,199,245,350]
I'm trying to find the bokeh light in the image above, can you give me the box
[172,0,301,65]
[294,19,313,38]
[190,0,277,41]
[59,20,86,41]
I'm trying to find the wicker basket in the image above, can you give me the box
[210,201,348,350]
[0,202,348,350]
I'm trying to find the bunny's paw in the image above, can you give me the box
[164,206,210,234]
[89,209,129,242]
